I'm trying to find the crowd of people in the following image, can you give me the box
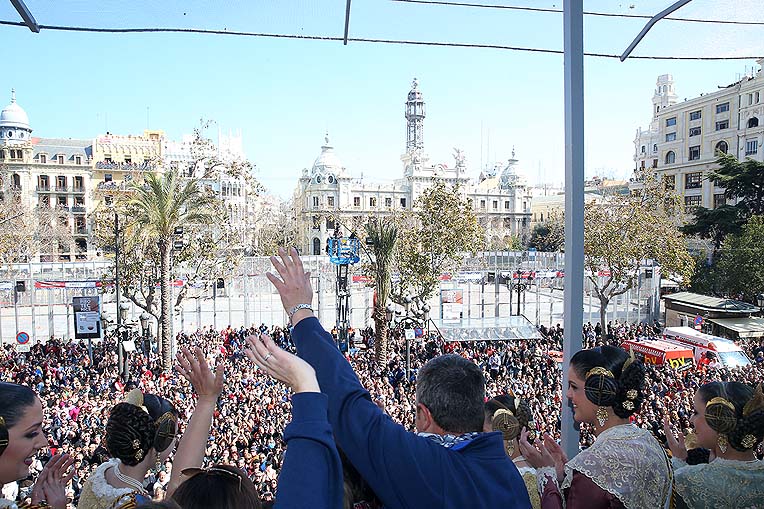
[1,248,763,508]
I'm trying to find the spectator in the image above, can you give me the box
[665,382,764,508]
[520,346,671,508]
[266,247,531,509]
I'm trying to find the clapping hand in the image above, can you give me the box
[30,453,75,509]
[518,429,568,483]
[663,416,688,461]
[245,333,320,394]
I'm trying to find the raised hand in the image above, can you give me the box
[176,346,225,403]
[543,433,568,483]
[245,333,320,394]
[30,453,74,509]
[663,415,688,461]
[267,247,314,324]
[518,427,554,470]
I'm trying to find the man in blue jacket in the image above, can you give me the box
[265,247,532,509]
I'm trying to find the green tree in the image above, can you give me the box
[528,212,565,252]
[710,154,764,216]
[395,181,485,301]
[585,175,694,334]
[717,215,764,302]
[127,170,217,370]
[365,217,398,365]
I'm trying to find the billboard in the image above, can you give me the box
[441,289,463,322]
[73,296,101,340]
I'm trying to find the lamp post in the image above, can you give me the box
[757,294,764,314]
[139,311,151,358]
[118,302,130,380]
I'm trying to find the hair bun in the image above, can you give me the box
[705,398,738,435]
[492,409,521,442]
[584,371,619,407]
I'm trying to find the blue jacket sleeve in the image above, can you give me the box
[275,392,343,509]
[292,317,449,509]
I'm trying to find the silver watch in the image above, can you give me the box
[288,303,313,317]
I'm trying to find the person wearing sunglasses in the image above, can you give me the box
[78,347,224,509]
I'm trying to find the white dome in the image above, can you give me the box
[0,90,31,130]
[311,134,344,175]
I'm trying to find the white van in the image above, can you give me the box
[662,326,752,368]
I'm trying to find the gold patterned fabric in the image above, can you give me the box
[77,459,146,509]
[561,424,672,509]
[672,457,764,509]
[516,466,540,509]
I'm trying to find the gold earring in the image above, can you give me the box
[596,407,609,427]
[504,440,515,456]
[718,434,729,454]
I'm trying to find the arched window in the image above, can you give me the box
[715,141,728,155]
[312,238,321,255]
[748,117,759,128]
[665,151,676,164]
[653,144,658,153]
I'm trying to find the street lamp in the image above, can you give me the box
[117,302,130,380]
[139,311,152,357]
[757,293,764,312]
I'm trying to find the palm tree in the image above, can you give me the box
[365,217,398,367]
[128,170,216,371]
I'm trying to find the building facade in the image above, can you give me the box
[633,60,764,212]
[293,79,533,255]
[0,90,95,261]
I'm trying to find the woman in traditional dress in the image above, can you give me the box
[664,381,764,508]
[0,382,74,509]
[484,394,539,509]
[520,345,672,509]
[77,347,224,509]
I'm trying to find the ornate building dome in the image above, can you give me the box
[0,90,31,130]
[310,134,344,184]
[0,89,32,145]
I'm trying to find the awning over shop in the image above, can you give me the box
[429,316,542,341]
[708,317,764,338]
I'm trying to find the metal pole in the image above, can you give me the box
[115,211,123,380]
[562,0,584,460]
[13,286,19,335]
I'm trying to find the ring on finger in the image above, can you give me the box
[263,352,273,362]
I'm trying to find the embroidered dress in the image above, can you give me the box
[77,459,150,509]
[514,460,540,509]
[0,498,49,509]
[672,457,764,509]
[537,424,672,509]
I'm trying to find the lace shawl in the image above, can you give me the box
[561,424,671,509]
[77,459,143,509]
[673,457,764,509]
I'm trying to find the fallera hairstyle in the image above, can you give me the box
[105,393,178,466]
[698,382,764,452]
[570,345,646,419]
[416,354,485,434]
[484,394,533,442]
[172,464,262,509]
[0,382,37,456]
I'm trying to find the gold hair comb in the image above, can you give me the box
[585,367,614,379]
[707,397,735,412]
[743,384,764,417]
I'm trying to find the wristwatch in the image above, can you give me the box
[288,303,313,317]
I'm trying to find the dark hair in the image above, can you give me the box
[697,382,764,452]
[172,465,261,509]
[570,345,646,419]
[138,502,181,509]
[338,448,381,509]
[105,394,177,466]
[0,382,37,456]
[484,394,533,442]
[416,354,485,434]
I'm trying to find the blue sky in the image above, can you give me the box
[1,0,761,197]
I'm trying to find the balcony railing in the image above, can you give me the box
[36,185,51,192]
[96,161,155,171]
[72,206,86,213]
[685,182,702,190]
[72,186,85,193]
[55,185,70,192]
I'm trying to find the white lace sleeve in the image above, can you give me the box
[536,467,558,493]
[670,456,687,470]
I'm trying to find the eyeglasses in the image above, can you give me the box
[181,466,243,492]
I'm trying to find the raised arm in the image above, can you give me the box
[245,332,342,509]
[166,346,225,497]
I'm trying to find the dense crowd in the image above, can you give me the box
[1,314,763,507]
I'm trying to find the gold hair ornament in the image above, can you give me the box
[124,389,149,414]
[622,400,635,411]
[626,389,639,401]
[706,397,735,412]
[0,416,7,450]
[585,367,614,380]
[622,349,637,372]
[743,384,764,417]
[718,434,729,454]
[741,434,757,450]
